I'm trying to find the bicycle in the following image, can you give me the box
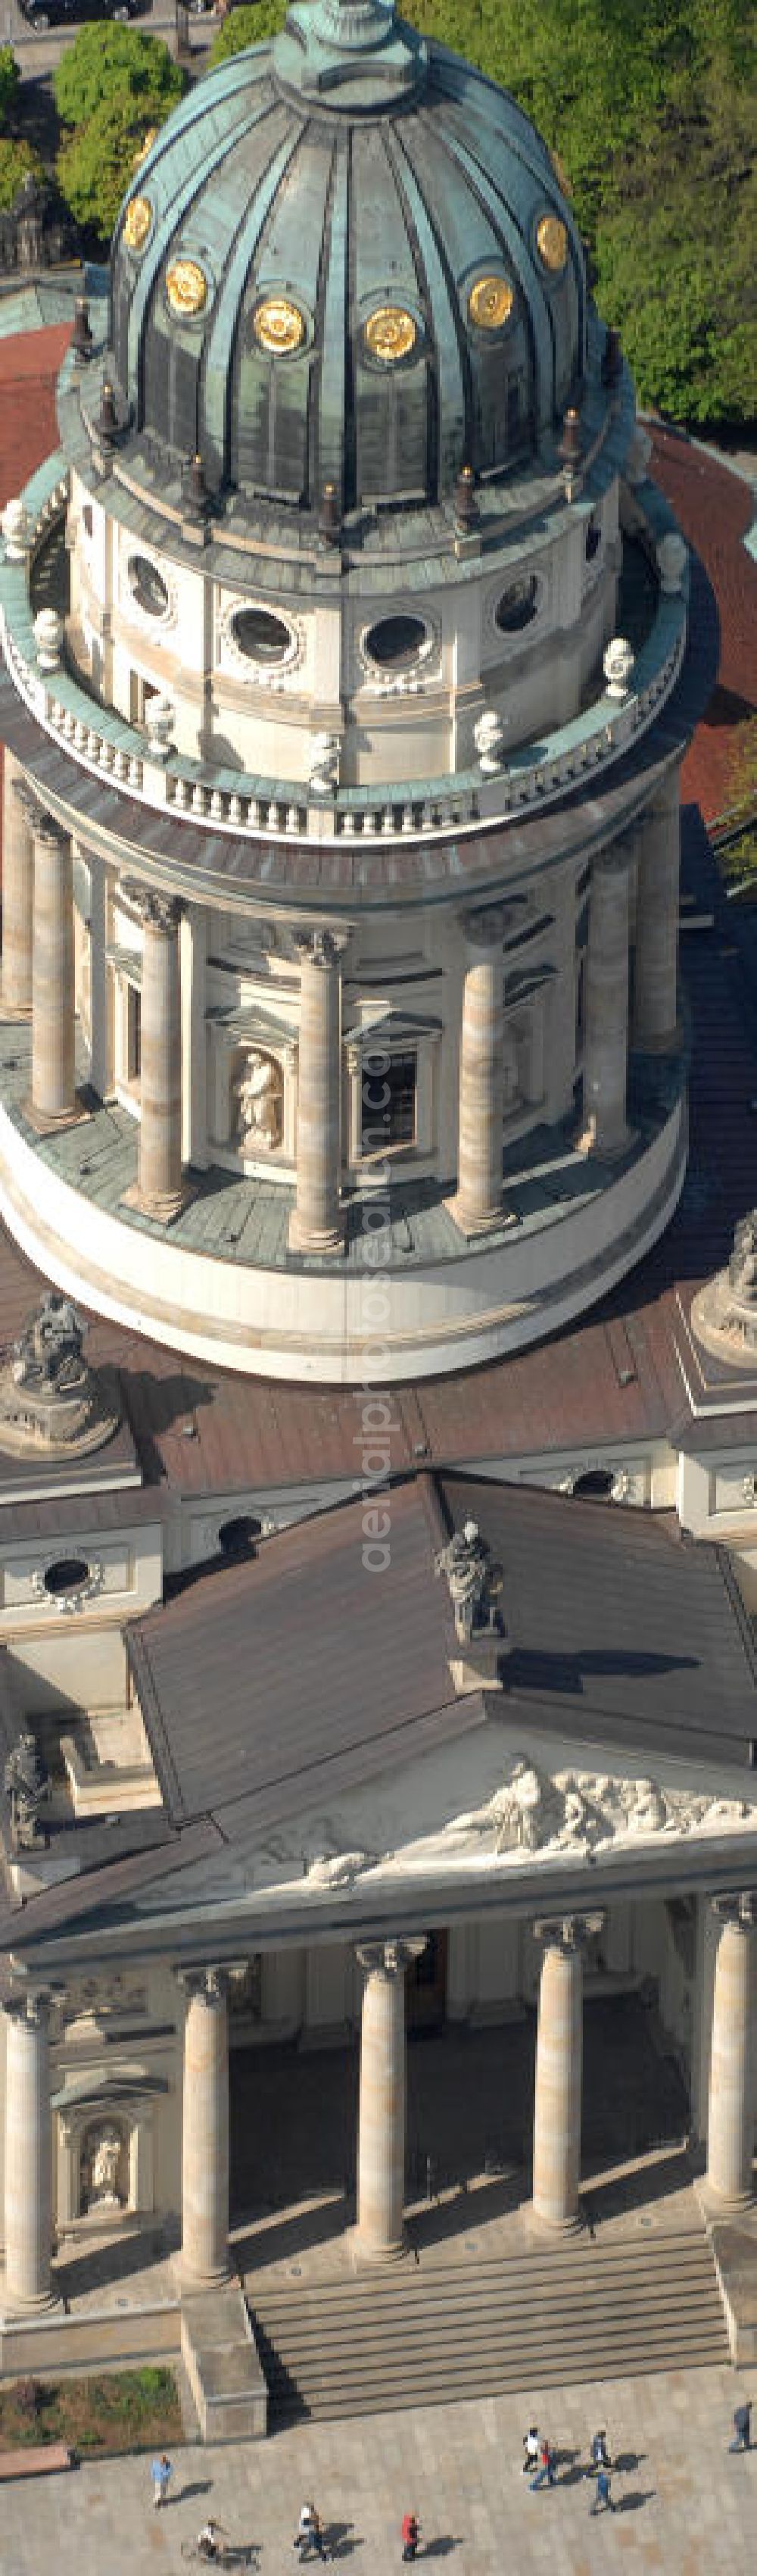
[181,2544,232,2568]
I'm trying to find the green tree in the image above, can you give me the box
[0,136,45,213]
[54,27,185,243]
[0,43,20,127]
[403,0,757,426]
[207,2,286,68]
[57,91,176,239]
[54,26,185,131]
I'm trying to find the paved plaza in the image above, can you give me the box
[1,2363,755,2576]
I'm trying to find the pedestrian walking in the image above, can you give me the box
[530,2437,556,2490]
[589,2428,610,2475]
[522,2425,540,2474]
[294,2501,329,2562]
[590,2468,615,2515]
[151,2453,173,2509]
[401,2509,420,2561]
[729,2400,752,2452]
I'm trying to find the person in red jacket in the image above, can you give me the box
[401,2510,420,2561]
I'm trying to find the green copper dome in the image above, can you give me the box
[111,0,587,515]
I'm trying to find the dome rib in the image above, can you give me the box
[202,123,305,486]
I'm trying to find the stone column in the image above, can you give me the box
[288,928,347,1255]
[126,888,185,1221]
[2,757,35,1017]
[704,1894,757,2212]
[179,1967,230,2287]
[30,813,76,1127]
[632,770,681,1052]
[579,846,631,1156]
[449,906,507,1235]
[355,1937,425,2262]
[531,1913,603,2231]
[3,1991,55,2311]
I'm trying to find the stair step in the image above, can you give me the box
[248,2225,727,2426]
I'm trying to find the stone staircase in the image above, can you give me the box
[248,2227,730,2425]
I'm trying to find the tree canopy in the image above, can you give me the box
[0,43,19,129]
[207,3,285,67]
[54,27,185,244]
[54,25,185,130]
[403,0,756,423]
[0,135,45,214]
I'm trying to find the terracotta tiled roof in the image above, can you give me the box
[649,423,757,822]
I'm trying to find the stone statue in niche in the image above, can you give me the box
[83,2120,126,2213]
[4,1728,49,1847]
[234,1048,282,1154]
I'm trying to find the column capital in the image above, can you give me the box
[357,1937,427,1978]
[461,903,506,948]
[3,1985,58,2028]
[712,1891,757,1928]
[594,840,633,884]
[533,1912,605,1954]
[121,879,182,933]
[33,810,69,854]
[293,925,350,969]
[176,1962,237,2000]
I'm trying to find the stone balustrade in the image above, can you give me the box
[1,467,687,855]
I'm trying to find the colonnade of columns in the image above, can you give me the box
[5,1888,755,2309]
[0,749,681,1244]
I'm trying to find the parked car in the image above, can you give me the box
[17,0,139,29]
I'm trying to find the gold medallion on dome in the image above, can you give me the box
[363,305,417,363]
[252,296,306,354]
[165,259,208,319]
[468,274,514,331]
[536,213,568,273]
[132,127,157,173]
[123,195,152,254]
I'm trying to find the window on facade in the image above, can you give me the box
[128,554,169,617]
[572,1469,614,1499]
[43,1557,90,1596]
[495,576,538,632]
[585,515,602,561]
[127,985,142,1083]
[232,609,292,664]
[364,614,426,670]
[361,1051,417,1154]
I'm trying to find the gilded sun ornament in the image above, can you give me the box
[467,274,514,331]
[363,306,417,363]
[536,214,568,273]
[123,195,152,255]
[132,127,157,172]
[165,259,208,319]
[252,297,306,354]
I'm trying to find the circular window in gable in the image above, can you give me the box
[128,554,169,619]
[43,1556,90,1596]
[495,576,538,634]
[364,614,426,671]
[572,1469,614,1500]
[232,608,292,665]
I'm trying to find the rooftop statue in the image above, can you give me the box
[0,1293,120,1459]
[692,1209,757,1366]
[435,1519,502,1644]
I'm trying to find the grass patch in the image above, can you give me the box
[0,2366,182,2457]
